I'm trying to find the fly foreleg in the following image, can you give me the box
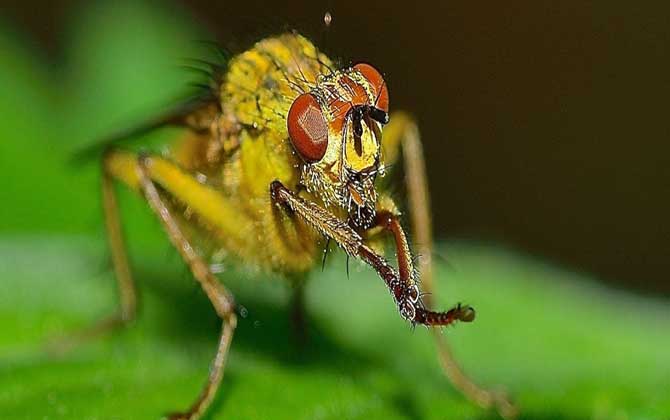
[269,180,472,327]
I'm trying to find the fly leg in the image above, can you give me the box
[270,181,470,327]
[382,112,518,418]
[102,150,244,420]
[136,154,236,420]
[102,157,138,326]
[46,152,139,354]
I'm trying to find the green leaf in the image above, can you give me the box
[1,238,669,419]
[1,1,668,419]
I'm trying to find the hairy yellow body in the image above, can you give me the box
[108,34,338,273]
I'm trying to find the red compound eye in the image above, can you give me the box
[354,63,389,113]
[287,93,329,163]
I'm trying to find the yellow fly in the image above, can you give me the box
[79,32,516,419]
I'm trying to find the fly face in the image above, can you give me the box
[287,63,390,228]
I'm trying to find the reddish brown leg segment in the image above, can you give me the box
[385,113,518,419]
[369,211,476,325]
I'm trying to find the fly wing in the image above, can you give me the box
[72,90,220,163]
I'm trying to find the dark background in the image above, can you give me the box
[4,0,669,294]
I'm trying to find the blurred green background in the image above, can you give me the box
[0,1,669,419]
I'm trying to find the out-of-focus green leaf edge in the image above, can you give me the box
[1,238,669,420]
[0,1,668,419]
